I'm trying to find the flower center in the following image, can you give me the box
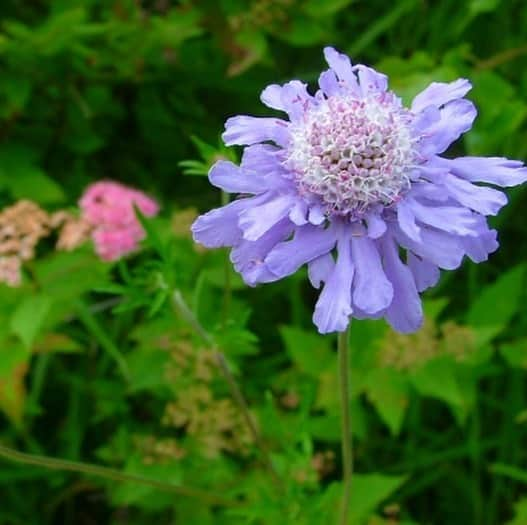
[286,92,416,217]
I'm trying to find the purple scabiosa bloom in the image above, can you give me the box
[192,47,527,334]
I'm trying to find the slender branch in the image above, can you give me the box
[338,325,353,525]
[172,290,281,484]
[475,44,527,70]
[173,290,215,345]
[0,444,236,507]
[214,352,280,482]
[75,300,130,382]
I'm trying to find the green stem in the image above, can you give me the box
[470,386,482,524]
[173,290,214,346]
[486,370,523,525]
[338,325,353,525]
[172,291,281,484]
[0,444,235,507]
[75,300,130,382]
[26,353,50,421]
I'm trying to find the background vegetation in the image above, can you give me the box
[1,0,527,523]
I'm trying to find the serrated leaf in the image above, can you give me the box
[34,251,111,321]
[410,356,465,409]
[315,476,406,523]
[366,368,409,436]
[467,264,525,330]
[349,473,407,523]
[280,326,333,377]
[127,348,171,393]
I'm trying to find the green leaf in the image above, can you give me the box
[410,357,465,409]
[315,362,339,409]
[110,454,184,509]
[127,348,170,393]
[306,414,342,442]
[376,53,459,106]
[150,9,203,48]
[278,16,327,46]
[147,289,169,317]
[467,264,525,330]
[424,298,449,319]
[0,145,65,204]
[365,368,409,436]
[307,400,367,442]
[347,0,419,56]
[229,30,268,76]
[0,75,31,117]
[466,71,527,154]
[309,473,407,525]
[491,463,527,484]
[215,326,259,357]
[349,474,407,523]
[506,498,527,525]
[202,266,246,291]
[134,208,167,260]
[35,250,110,306]
[304,0,355,16]
[469,0,501,15]
[75,300,130,382]
[500,339,527,368]
[349,319,387,374]
[280,326,333,376]
[0,339,29,425]
[10,294,52,349]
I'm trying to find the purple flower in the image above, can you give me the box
[192,47,527,334]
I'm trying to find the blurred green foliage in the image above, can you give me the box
[1,0,527,524]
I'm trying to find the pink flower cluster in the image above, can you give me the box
[79,181,159,261]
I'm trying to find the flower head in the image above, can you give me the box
[0,200,52,286]
[192,47,527,334]
[80,181,159,261]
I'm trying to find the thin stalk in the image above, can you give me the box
[214,352,279,481]
[26,353,50,422]
[486,370,523,525]
[0,444,235,507]
[338,325,353,525]
[172,290,281,484]
[470,410,482,523]
[75,300,130,382]
[389,438,499,473]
